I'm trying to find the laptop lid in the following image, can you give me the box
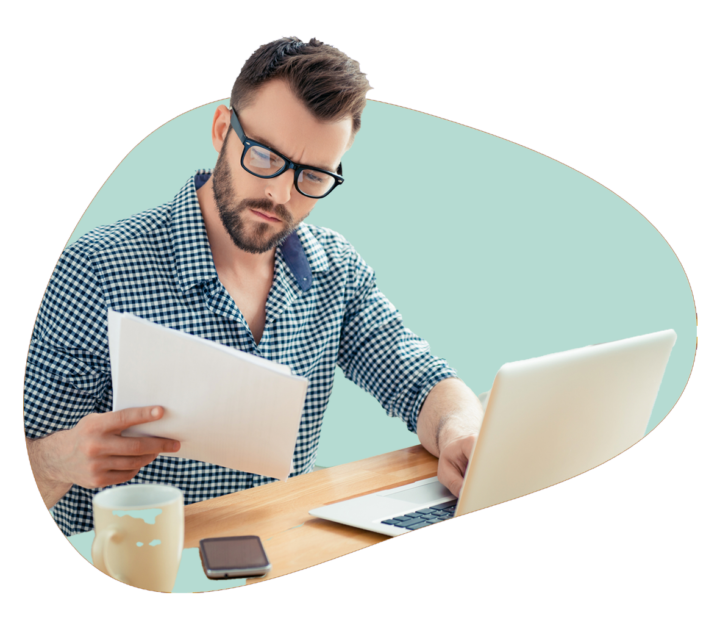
[456,329,676,516]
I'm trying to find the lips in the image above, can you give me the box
[250,209,281,222]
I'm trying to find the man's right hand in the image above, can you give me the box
[27,406,180,509]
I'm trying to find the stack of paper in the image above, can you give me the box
[108,310,308,480]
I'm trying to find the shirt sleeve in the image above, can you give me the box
[24,244,112,439]
[335,247,457,433]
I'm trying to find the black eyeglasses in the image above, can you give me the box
[229,108,344,199]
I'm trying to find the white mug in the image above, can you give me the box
[91,484,184,592]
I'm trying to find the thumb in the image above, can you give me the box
[438,459,464,497]
[105,406,163,433]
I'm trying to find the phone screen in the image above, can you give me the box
[201,536,269,570]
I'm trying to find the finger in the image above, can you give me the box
[104,453,160,471]
[437,460,464,497]
[78,469,142,490]
[80,457,155,489]
[105,434,180,456]
[103,406,165,434]
[460,436,476,462]
[103,470,144,486]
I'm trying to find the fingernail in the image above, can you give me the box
[151,407,161,418]
[172,442,180,452]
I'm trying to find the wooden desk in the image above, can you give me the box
[183,445,438,584]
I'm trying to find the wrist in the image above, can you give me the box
[436,415,479,454]
[27,432,75,509]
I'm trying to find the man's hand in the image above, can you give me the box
[416,378,484,497]
[436,434,477,497]
[27,406,180,509]
[52,406,181,489]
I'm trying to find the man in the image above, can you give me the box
[25,37,483,536]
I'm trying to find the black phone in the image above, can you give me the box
[199,536,272,579]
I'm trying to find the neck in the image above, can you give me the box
[197,174,276,277]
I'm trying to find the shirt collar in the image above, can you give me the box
[171,171,328,293]
[290,223,330,275]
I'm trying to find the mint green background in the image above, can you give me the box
[112,508,162,524]
[67,99,696,469]
[62,98,696,594]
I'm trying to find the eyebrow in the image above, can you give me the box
[249,132,338,174]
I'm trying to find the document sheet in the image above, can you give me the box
[108,310,308,480]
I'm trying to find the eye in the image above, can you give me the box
[246,146,284,174]
[250,147,270,162]
[305,170,331,184]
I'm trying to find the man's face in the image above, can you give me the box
[212,79,353,254]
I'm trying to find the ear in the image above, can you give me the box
[211,105,231,154]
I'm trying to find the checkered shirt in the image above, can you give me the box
[24,171,457,536]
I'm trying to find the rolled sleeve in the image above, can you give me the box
[24,245,111,439]
[336,251,457,433]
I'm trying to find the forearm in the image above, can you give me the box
[416,377,483,457]
[26,433,73,509]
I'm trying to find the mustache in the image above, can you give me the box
[239,198,291,222]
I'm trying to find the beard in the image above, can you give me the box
[211,136,298,254]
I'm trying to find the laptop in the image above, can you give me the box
[309,329,677,536]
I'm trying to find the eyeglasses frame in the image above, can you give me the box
[229,108,344,199]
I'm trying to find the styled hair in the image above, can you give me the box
[231,37,372,134]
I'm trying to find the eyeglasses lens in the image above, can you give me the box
[242,145,336,199]
[297,169,334,198]
[244,145,285,175]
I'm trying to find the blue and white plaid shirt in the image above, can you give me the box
[24,171,457,536]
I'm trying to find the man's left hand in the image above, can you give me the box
[415,378,484,498]
[437,434,478,497]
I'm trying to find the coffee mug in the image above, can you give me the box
[91,484,184,592]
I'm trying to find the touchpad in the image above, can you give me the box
[380,481,453,504]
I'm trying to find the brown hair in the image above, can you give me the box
[231,37,372,134]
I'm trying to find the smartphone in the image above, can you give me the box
[199,536,272,579]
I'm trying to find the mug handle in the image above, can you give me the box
[91,527,126,583]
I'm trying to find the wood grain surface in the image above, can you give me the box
[184,445,438,584]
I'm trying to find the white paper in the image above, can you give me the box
[108,310,308,480]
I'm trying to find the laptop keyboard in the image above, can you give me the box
[380,499,457,531]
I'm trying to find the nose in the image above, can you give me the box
[264,170,294,205]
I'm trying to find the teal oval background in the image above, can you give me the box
[63,99,697,467]
[67,99,696,469]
